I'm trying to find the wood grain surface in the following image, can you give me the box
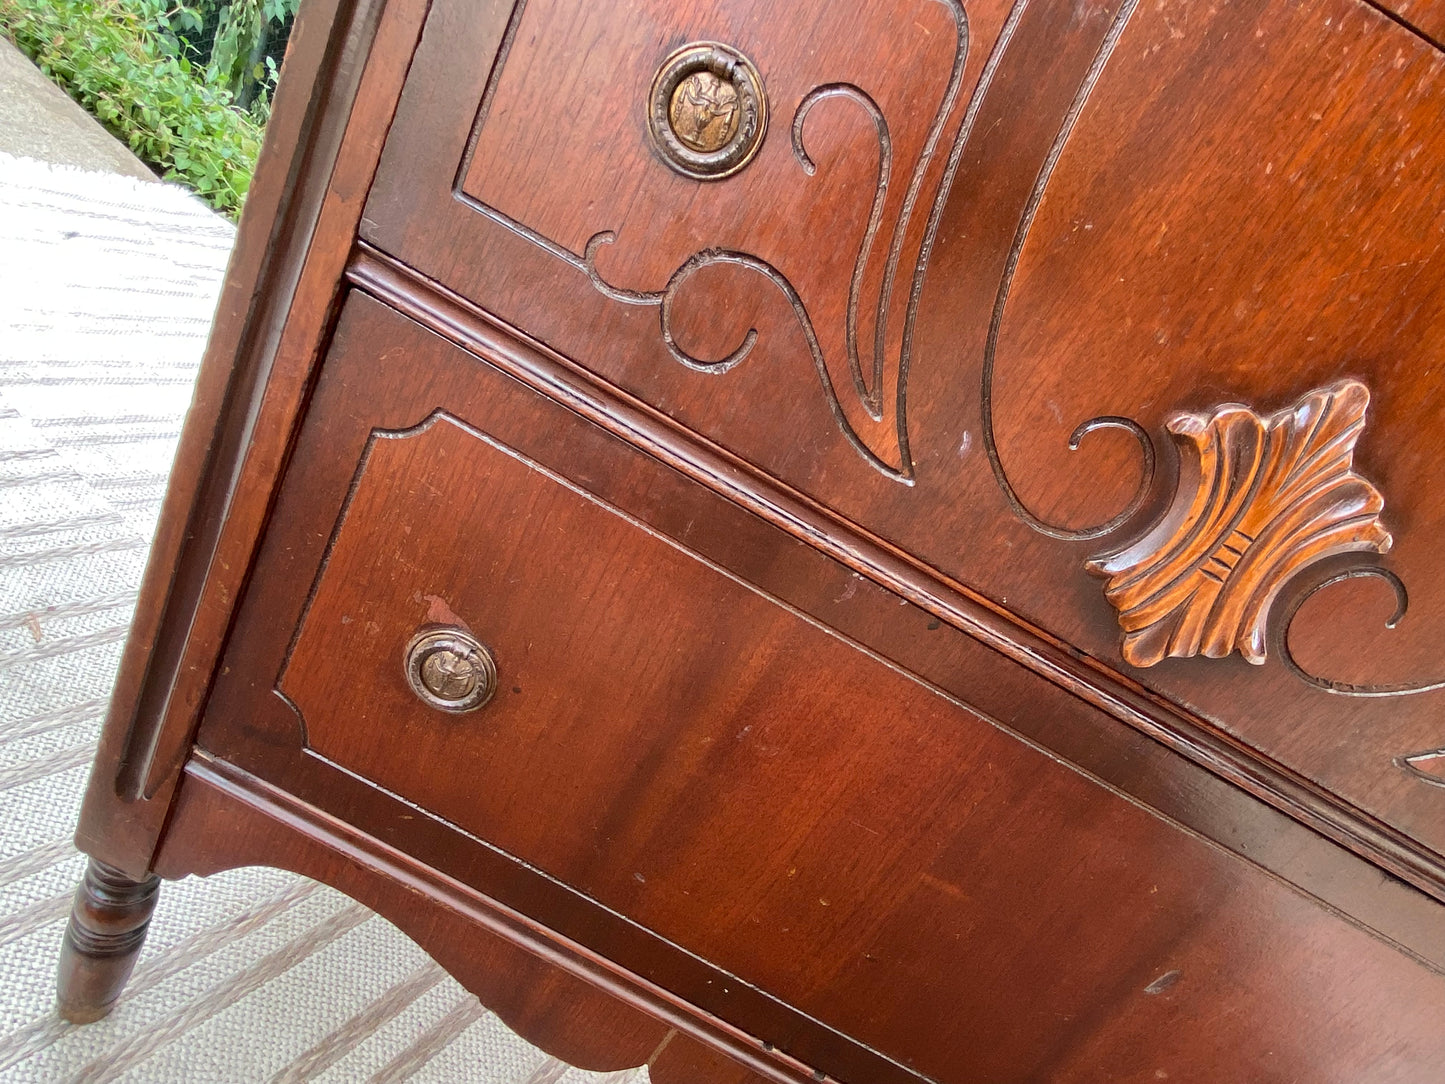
[74,0,433,875]
[64,0,1445,1079]
[1383,0,1445,43]
[188,292,1445,1084]
[361,0,1445,867]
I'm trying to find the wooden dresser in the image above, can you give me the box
[57,0,1445,1080]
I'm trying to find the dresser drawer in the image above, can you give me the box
[359,0,1445,882]
[193,292,1445,1084]
[63,0,1445,1074]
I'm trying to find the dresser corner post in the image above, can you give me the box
[55,859,162,1024]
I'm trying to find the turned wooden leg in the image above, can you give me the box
[56,858,161,1023]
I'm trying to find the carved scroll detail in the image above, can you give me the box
[1087,379,1392,669]
[981,0,1150,539]
[459,0,996,481]
[1399,749,1445,789]
[1276,567,1445,697]
[584,0,973,481]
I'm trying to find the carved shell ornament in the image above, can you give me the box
[1087,380,1392,669]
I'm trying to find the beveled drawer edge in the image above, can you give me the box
[232,301,1445,985]
[346,242,1445,914]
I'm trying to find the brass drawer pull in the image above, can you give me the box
[648,42,767,180]
[404,628,497,713]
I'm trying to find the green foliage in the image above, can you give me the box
[198,0,296,107]
[0,0,265,215]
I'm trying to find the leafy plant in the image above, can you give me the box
[198,0,296,107]
[0,0,265,215]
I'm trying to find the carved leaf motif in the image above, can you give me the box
[1087,379,1392,668]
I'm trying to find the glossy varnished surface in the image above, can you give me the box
[74,0,433,875]
[1385,0,1445,43]
[363,0,1445,865]
[192,294,1445,1084]
[155,758,779,1084]
[65,0,1445,1078]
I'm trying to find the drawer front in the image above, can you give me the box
[200,294,1445,1084]
[360,0,1445,874]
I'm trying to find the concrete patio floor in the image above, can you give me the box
[0,38,155,181]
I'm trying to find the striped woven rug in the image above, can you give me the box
[0,151,644,1084]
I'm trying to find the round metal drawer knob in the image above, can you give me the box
[404,628,497,713]
[648,42,767,180]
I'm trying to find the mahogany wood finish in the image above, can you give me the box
[1089,379,1392,668]
[61,0,1445,1079]
[55,861,161,1024]
[1384,0,1445,43]
[365,0,1445,873]
[73,0,432,876]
